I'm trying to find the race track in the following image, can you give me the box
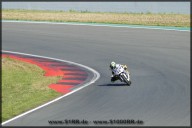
[2,22,190,126]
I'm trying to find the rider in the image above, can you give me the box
[109,61,129,82]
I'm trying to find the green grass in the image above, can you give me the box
[2,57,62,122]
[2,9,190,27]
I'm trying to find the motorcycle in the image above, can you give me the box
[112,65,131,86]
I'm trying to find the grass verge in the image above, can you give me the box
[2,9,190,27]
[2,57,62,122]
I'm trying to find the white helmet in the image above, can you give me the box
[110,61,116,69]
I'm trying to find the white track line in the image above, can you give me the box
[1,50,100,125]
[2,20,190,32]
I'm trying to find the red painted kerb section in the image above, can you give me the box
[2,53,89,94]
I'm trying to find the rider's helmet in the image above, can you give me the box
[110,61,116,69]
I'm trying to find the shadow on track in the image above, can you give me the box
[97,83,128,86]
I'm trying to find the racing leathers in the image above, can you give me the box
[110,64,129,82]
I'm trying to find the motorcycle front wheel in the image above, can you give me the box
[121,74,131,86]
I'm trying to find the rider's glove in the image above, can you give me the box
[123,65,127,70]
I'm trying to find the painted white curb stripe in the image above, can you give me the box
[1,50,100,125]
[2,20,190,32]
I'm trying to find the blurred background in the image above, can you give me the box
[2,2,190,14]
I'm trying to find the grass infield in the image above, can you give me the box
[2,9,190,27]
[2,57,62,122]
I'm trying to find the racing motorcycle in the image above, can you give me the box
[113,65,131,86]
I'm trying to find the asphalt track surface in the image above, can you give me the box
[2,22,190,126]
